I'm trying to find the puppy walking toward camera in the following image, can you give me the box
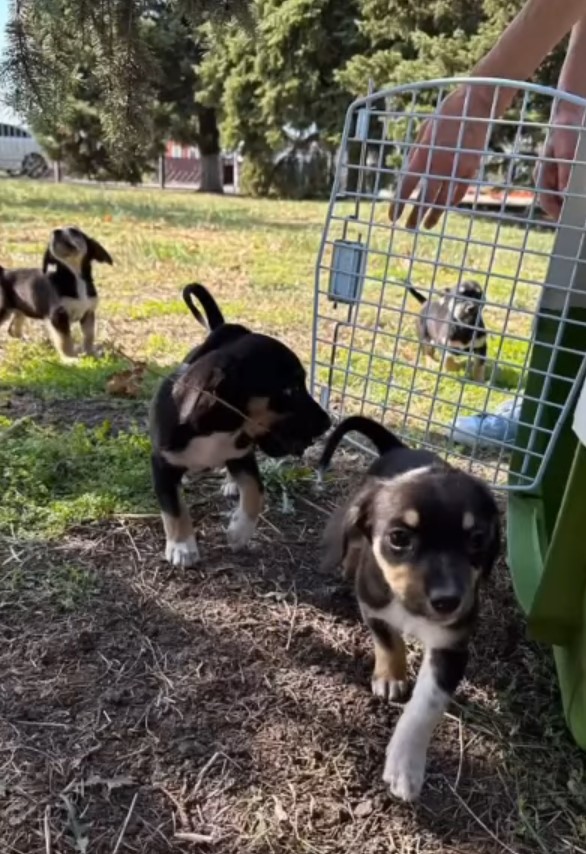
[320,416,500,801]
[150,283,330,567]
[0,226,113,361]
[408,280,488,382]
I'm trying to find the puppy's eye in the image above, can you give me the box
[389,528,412,551]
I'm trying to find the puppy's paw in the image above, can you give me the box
[226,508,257,551]
[83,346,103,359]
[372,676,409,703]
[220,474,239,499]
[165,536,200,567]
[383,735,426,802]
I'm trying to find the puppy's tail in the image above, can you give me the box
[318,416,405,474]
[405,282,427,304]
[182,283,224,330]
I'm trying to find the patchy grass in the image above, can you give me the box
[0,179,584,854]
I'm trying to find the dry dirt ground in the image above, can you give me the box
[2,429,585,854]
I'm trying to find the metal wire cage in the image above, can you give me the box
[311,78,586,491]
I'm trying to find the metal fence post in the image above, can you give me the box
[158,155,166,189]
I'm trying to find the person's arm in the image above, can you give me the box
[536,16,586,218]
[554,15,586,100]
[393,0,586,229]
[471,0,586,114]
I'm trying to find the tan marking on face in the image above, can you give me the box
[463,512,475,530]
[373,631,407,684]
[245,396,282,437]
[372,537,426,609]
[403,508,419,528]
[51,228,87,272]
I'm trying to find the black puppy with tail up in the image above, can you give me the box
[149,283,330,567]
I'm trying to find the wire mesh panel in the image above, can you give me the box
[311,78,586,491]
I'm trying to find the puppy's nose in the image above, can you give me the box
[429,594,461,615]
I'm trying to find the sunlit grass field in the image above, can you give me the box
[0,178,554,533]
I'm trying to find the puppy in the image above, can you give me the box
[150,283,331,567]
[0,226,113,360]
[408,280,488,382]
[319,415,500,802]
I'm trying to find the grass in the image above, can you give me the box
[0,178,584,854]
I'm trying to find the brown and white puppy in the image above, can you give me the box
[0,226,113,361]
[408,280,488,382]
[319,415,499,802]
[150,283,331,567]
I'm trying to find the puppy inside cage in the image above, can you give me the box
[311,77,586,493]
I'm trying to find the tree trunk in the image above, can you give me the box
[196,106,224,194]
[199,152,224,193]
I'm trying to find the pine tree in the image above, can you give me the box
[2,0,231,189]
[198,0,364,197]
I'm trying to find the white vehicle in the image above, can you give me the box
[0,122,49,177]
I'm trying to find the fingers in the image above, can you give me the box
[420,177,470,230]
[535,153,563,220]
[405,178,443,230]
[389,140,431,223]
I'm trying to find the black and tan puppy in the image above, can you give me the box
[0,226,113,360]
[408,279,488,382]
[150,283,331,567]
[320,416,499,802]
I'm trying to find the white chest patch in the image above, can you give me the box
[362,599,455,649]
[162,432,250,472]
[60,276,98,322]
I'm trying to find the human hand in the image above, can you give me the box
[535,105,584,219]
[390,86,497,230]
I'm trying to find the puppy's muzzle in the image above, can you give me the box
[260,397,330,458]
[52,229,76,253]
[425,563,476,623]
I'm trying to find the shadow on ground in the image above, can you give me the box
[1,457,584,854]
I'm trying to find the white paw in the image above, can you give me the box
[220,475,239,498]
[372,677,409,703]
[165,536,200,567]
[226,509,257,551]
[383,735,426,802]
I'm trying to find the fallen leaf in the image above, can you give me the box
[106,365,145,398]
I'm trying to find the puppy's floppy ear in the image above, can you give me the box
[172,350,243,432]
[85,234,113,265]
[42,248,55,273]
[320,481,376,574]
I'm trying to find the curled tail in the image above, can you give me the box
[182,283,225,330]
[318,415,405,474]
[406,282,427,305]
